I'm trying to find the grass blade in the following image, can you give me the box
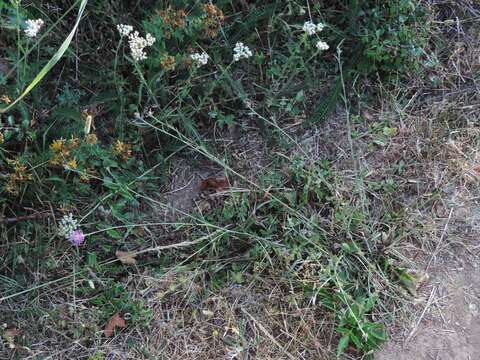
[0,0,88,114]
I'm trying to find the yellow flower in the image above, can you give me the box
[66,158,77,170]
[50,139,66,152]
[10,161,32,180]
[113,140,132,161]
[4,181,18,195]
[3,159,33,196]
[49,154,63,167]
[80,173,90,183]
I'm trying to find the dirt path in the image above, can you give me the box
[377,201,480,360]
[377,268,480,359]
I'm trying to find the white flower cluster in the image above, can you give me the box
[302,20,329,52]
[58,213,79,239]
[24,19,44,38]
[128,31,156,61]
[302,21,325,36]
[316,40,329,51]
[233,42,253,62]
[117,24,134,37]
[190,51,210,66]
[117,24,156,61]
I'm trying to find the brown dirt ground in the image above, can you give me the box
[377,268,480,360]
[376,201,480,360]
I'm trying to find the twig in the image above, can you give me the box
[426,208,453,271]
[404,286,436,345]
[133,237,205,256]
[0,212,52,224]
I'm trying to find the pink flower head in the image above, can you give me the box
[69,229,85,246]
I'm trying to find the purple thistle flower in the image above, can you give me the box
[69,229,85,246]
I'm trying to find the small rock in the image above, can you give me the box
[469,303,478,316]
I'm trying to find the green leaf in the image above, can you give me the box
[46,176,65,183]
[106,228,122,240]
[308,76,342,124]
[396,268,428,296]
[337,334,350,357]
[382,126,398,137]
[365,296,377,312]
[366,323,387,341]
[87,252,97,267]
[350,332,362,349]
[231,271,244,284]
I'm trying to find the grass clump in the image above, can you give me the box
[165,150,409,357]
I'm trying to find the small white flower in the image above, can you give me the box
[303,21,316,36]
[128,31,156,61]
[316,40,329,51]
[58,213,79,239]
[190,51,210,66]
[303,21,325,36]
[145,33,156,46]
[316,23,326,32]
[233,42,253,62]
[24,19,44,38]
[117,24,133,37]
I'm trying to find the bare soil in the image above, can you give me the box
[377,267,480,360]
[377,162,480,360]
[377,254,480,360]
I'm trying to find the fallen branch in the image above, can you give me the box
[0,212,52,224]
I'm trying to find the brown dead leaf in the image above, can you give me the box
[197,199,212,212]
[473,165,480,174]
[4,327,19,342]
[3,327,19,349]
[200,177,230,192]
[133,226,147,237]
[104,313,126,337]
[115,250,137,265]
